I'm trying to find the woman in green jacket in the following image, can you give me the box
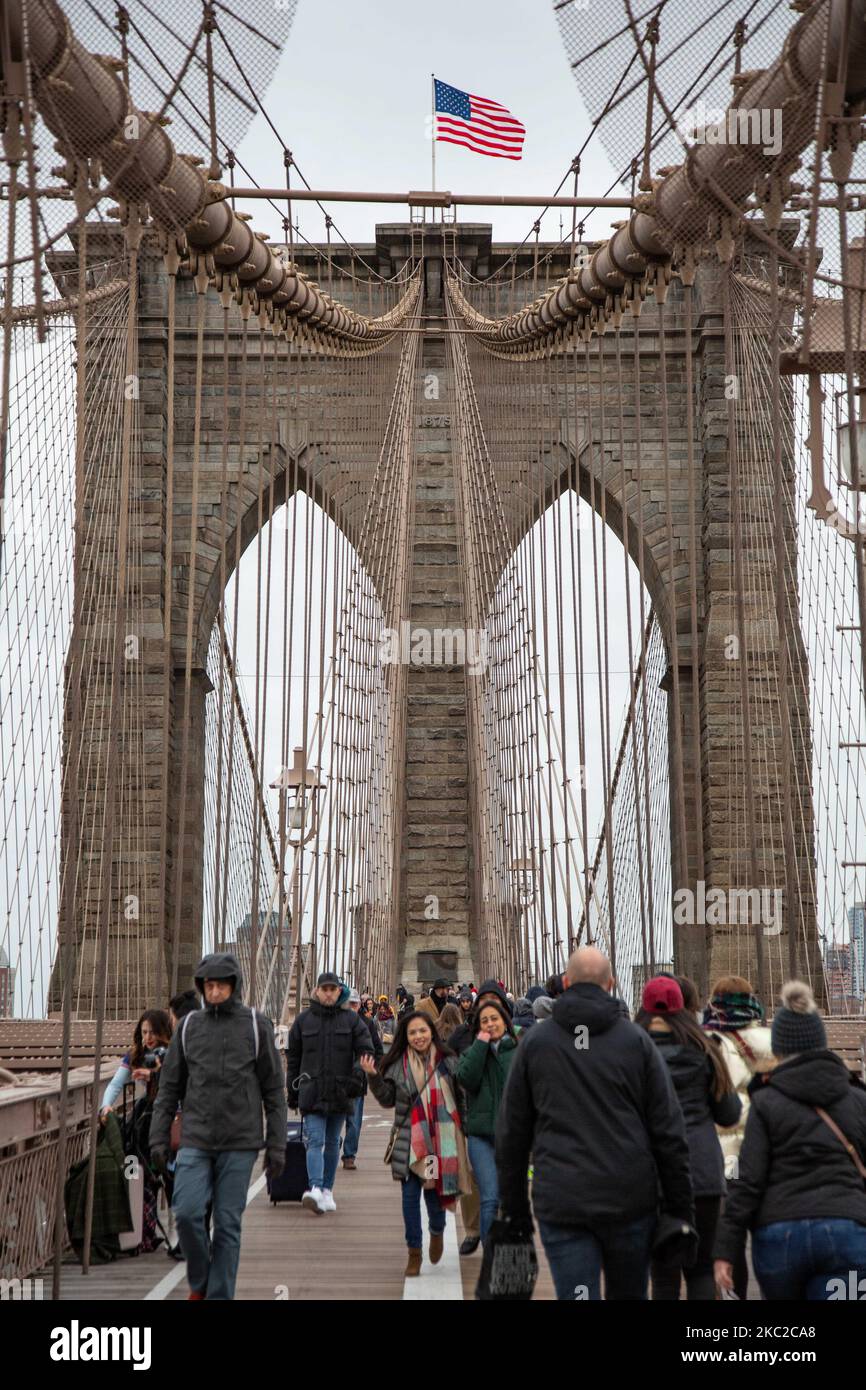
[456,999,519,1243]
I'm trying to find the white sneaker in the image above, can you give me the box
[320,1189,337,1212]
[302,1187,326,1214]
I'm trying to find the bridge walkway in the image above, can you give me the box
[45,1101,558,1301]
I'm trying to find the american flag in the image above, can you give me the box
[434,79,525,162]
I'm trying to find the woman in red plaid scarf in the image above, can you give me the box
[362,1010,472,1277]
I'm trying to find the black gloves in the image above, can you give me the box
[150,1146,169,1177]
[265,1150,285,1181]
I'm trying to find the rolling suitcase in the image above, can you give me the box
[118,1167,144,1252]
[267,1121,307,1203]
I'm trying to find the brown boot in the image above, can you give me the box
[429,1232,444,1265]
[405,1247,422,1277]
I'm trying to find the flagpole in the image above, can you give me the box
[431,72,436,222]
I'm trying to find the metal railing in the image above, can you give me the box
[0,1065,112,1281]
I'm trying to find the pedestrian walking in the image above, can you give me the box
[436,1003,464,1043]
[395,984,415,1018]
[511,996,535,1031]
[342,987,383,1170]
[286,971,374,1212]
[715,980,866,1300]
[168,990,200,1030]
[362,1009,471,1276]
[448,978,513,1056]
[101,1008,173,1254]
[703,972,775,1298]
[496,947,694,1301]
[635,975,740,1299]
[442,979,512,1252]
[428,979,451,1015]
[149,953,286,1300]
[457,988,474,1020]
[456,998,519,1244]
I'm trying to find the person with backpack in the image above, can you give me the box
[286,971,374,1212]
[361,1009,471,1276]
[635,976,740,1299]
[149,953,286,1300]
[714,980,866,1300]
[456,998,519,1245]
[703,973,775,1297]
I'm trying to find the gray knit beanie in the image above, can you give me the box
[532,994,554,1020]
[770,980,826,1056]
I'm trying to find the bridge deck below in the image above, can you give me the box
[47,1101,558,1301]
[46,1100,761,1301]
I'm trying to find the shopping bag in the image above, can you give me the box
[474,1217,538,1300]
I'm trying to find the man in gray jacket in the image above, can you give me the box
[150,952,287,1300]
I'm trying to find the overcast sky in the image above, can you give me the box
[231,0,623,250]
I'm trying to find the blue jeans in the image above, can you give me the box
[172,1147,258,1300]
[538,1213,655,1301]
[753,1219,866,1300]
[401,1172,446,1249]
[343,1095,364,1159]
[302,1112,344,1190]
[467,1135,499,1243]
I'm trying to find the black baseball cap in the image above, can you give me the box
[317,970,341,986]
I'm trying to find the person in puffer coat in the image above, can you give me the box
[286,970,374,1214]
[363,1009,471,1277]
[457,998,519,1244]
[149,952,286,1300]
[714,980,866,1300]
[496,947,693,1301]
[635,975,741,1300]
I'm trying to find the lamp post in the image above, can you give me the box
[510,854,537,992]
[270,746,326,1019]
[836,387,866,490]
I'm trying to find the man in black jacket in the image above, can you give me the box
[287,971,374,1213]
[496,947,693,1300]
[150,952,286,1300]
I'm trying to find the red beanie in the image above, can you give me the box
[642,976,684,1014]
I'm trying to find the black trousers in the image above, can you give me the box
[651,1195,721,1301]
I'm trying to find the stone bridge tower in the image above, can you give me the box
[51,222,818,1016]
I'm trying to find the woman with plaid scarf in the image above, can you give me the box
[362,1010,472,1277]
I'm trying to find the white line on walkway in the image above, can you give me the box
[402,1210,464,1301]
[143,1167,269,1301]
